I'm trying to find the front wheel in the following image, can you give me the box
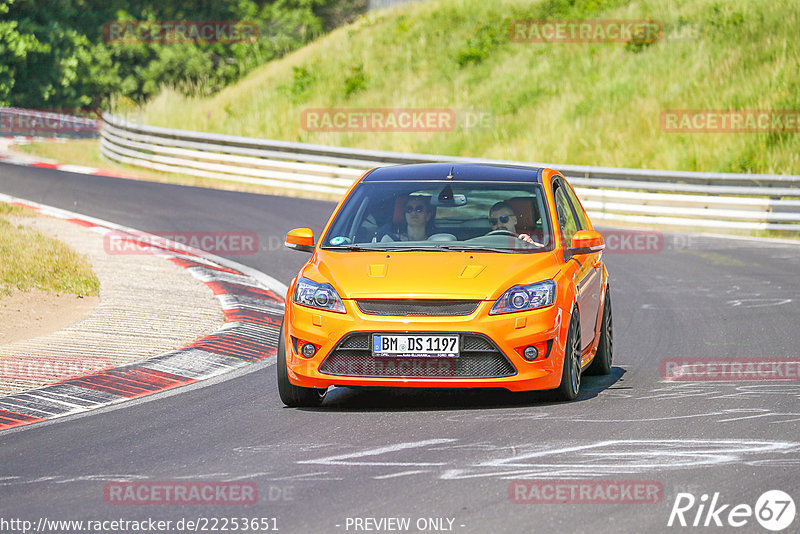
[586,288,613,376]
[277,321,327,407]
[553,310,582,401]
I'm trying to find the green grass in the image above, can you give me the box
[0,204,100,297]
[0,203,35,217]
[123,0,799,175]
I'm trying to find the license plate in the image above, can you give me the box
[371,334,459,358]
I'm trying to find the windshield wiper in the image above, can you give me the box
[435,245,519,253]
[322,245,389,251]
[379,246,441,252]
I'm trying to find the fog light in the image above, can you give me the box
[301,343,317,358]
[523,346,539,361]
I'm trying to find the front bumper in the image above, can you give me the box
[284,299,567,392]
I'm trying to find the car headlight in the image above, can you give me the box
[293,277,346,313]
[490,280,556,315]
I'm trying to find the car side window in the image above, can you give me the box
[554,184,579,247]
[563,182,588,230]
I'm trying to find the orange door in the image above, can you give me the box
[574,253,602,351]
[553,180,601,351]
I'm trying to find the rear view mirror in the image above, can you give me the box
[432,184,467,207]
[285,228,315,253]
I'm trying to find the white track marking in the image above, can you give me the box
[373,470,430,479]
[299,439,458,467]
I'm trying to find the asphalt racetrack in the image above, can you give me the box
[2,163,799,533]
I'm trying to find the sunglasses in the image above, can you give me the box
[489,215,512,225]
[405,205,427,213]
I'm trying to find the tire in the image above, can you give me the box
[554,309,582,401]
[277,321,326,407]
[586,287,613,376]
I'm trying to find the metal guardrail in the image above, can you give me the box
[368,0,424,11]
[100,113,800,232]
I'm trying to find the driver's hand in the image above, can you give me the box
[517,233,534,244]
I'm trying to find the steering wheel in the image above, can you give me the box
[486,230,517,236]
[427,233,458,242]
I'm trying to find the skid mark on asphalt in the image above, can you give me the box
[297,438,800,481]
[3,439,798,486]
[298,439,458,467]
[443,408,800,425]
[634,273,799,309]
[373,470,431,479]
[606,382,800,400]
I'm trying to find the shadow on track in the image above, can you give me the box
[290,367,626,412]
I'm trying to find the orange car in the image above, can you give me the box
[278,163,612,406]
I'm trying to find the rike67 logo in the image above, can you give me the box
[668,490,795,531]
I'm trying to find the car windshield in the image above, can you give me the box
[321,180,552,252]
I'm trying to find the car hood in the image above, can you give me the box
[301,249,562,300]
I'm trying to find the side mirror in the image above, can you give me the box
[285,228,315,253]
[567,230,605,257]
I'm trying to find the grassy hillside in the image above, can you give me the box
[133,0,800,174]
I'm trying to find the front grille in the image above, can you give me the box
[338,335,370,350]
[462,336,494,351]
[356,299,480,317]
[318,333,516,378]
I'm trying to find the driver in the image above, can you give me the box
[488,201,535,244]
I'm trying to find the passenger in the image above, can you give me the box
[488,201,535,244]
[380,196,435,242]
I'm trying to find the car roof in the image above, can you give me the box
[361,163,545,183]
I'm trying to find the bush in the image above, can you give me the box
[0,0,367,110]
